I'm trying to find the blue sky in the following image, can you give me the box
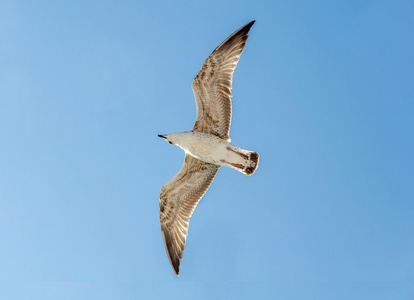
[1,0,413,299]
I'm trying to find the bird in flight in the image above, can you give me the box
[158,20,259,275]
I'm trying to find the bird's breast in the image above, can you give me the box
[179,132,229,165]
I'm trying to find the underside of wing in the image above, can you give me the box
[159,154,219,275]
[192,20,255,140]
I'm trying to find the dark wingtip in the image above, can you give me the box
[172,261,180,276]
[243,20,256,32]
[213,20,256,54]
[161,228,183,276]
[169,245,181,276]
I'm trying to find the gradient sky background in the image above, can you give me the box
[1,0,413,299]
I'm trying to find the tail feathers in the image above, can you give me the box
[242,151,259,176]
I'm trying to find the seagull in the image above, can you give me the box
[158,20,259,275]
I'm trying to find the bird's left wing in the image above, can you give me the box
[192,20,255,140]
[160,154,219,275]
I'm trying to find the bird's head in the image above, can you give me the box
[158,133,178,146]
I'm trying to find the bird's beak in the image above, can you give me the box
[158,134,167,139]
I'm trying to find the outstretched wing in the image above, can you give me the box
[192,20,255,140]
[160,154,219,275]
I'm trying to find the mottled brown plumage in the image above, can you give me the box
[192,21,255,140]
[160,155,219,275]
[159,21,255,275]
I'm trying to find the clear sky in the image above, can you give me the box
[1,0,413,299]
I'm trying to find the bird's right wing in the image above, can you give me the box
[160,154,219,275]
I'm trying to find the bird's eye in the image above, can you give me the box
[168,141,172,144]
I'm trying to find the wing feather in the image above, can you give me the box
[160,155,219,275]
[192,20,255,140]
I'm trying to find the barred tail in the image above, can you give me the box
[242,151,259,176]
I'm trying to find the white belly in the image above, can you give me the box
[179,131,246,167]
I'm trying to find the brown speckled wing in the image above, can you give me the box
[160,154,219,275]
[192,20,255,140]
